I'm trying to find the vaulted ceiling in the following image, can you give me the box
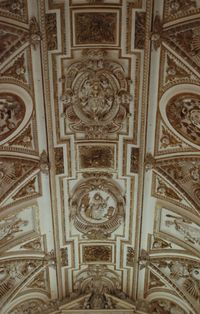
[0,0,200,313]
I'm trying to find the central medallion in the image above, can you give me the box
[70,174,125,239]
[62,49,130,138]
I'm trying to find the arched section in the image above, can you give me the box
[3,291,51,314]
[159,84,200,150]
[146,291,194,314]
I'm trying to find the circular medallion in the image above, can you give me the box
[70,175,125,238]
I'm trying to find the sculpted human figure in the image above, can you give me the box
[165,214,200,245]
[85,192,109,220]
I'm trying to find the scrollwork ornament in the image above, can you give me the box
[70,174,125,238]
[62,49,130,138]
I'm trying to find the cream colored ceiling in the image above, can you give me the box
[0,0,200,313]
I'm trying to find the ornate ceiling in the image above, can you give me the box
[0,0,200,313]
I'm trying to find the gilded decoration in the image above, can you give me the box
[83,245,112,262]
[79,145,114,169]
[62,49,130,138]
[166,94,200,145]
[70,174,125,238]
[0,93,26,142]
[74,12,117,45]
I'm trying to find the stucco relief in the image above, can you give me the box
[166,94,200,145]
[70,174,125,238]
[150,299,187,314]
[159,208,200,251]
[74,12,117,45]
[72,265,127,310]
[153,258,200,303]
[0,93,26,142]
[62,49,130,138]
[8,299,58,314]
[0,259,43,302]
[0,158,38,204]
[0,206,38,250]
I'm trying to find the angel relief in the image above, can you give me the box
[80,191,116,222]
